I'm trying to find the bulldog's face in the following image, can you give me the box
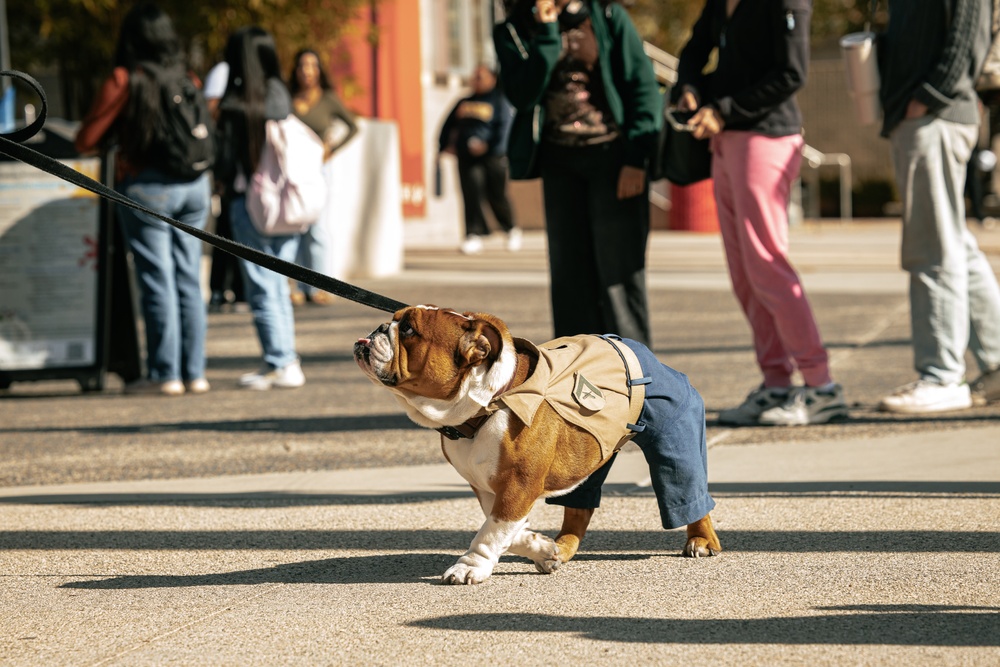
[354,306,515,416]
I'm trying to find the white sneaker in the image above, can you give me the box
[124,379,185,396]
[506,228,523,252]
[758,384,849,426]
[459,235,484,255]
[718,385,791,426]
[878,380,971,414]
[239,361,306,391]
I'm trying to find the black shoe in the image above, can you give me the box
[970,367,1000,405]
[208,292,226,313]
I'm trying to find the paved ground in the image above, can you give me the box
[1,221,998,665]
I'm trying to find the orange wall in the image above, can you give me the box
[333,0,426,218]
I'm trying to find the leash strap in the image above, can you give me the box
[0,69,409,314]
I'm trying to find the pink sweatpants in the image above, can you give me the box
[711,131,832,388]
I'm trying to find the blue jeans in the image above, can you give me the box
[546,338,715,530]
[295,221,327,298]
[229,196,301,369]
[890,116,1000,384]
[117,170,210,383]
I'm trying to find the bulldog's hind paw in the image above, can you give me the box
[682,536,721,558]
[441,560,492,585]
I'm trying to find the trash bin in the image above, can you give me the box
[669,179,719,233]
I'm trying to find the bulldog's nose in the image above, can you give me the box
[376,323,390,335]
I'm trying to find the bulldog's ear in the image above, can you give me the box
[459,319,503,367]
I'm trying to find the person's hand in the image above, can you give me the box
[534,0,558,23]
[689,106,724,140]
[467,137,488,157]
[905,98,928,119]
[617,165,646,200]
[677,87,700,113]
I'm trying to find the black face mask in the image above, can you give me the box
[558,0,591,30]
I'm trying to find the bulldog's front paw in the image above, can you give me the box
[441,558,493,585]
[682,537,720,558]
[532,542,561,574]
[507,528,562,574]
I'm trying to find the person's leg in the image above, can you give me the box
[230,196,301,370]
[483,154,516,233]
[891,117,978,385]
[712,132,796,389]
[209,206,229,306]
[540,145,604,338]
[118,177,180,383]
[719,132,832,387]
[457,155,490,238]
[585,143,651,346]
[966,224,1000,373]
[210,197,244,305]
[171,174,210,384]
[295,221,328,298]
[966,154,985,222]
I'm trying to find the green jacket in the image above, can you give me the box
[493,1,662,180]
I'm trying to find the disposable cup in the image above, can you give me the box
[840,32,881,126]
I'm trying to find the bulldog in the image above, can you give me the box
[354,305,721,585]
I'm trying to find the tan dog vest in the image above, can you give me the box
[491,335,647,460]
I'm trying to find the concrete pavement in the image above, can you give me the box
[1,221,998,665]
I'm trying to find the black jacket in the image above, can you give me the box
[676,0,810,137]
[878,0,990,137]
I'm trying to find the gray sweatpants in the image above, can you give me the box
[889,115,1000,383]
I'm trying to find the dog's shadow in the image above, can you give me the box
[60,553,449,589]
[58,552,653,590]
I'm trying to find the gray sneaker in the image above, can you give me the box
[970,367,1000,406]
[718,385,791,426]
[758,384,848,426]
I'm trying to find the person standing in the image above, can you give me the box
[877,0,1000,412]
[75,2,211,396]
[288,48,359,305]
[438,64,521,255]
[675,0,847,426]
[202,55,247,313]
[214,26,305,391]
[494,0,660,347]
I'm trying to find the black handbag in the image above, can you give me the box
[652,105,712,186]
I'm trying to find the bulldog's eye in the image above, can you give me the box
[399,321,416,337]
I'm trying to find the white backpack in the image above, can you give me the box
[247,115,327,235]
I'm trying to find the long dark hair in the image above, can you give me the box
[222,26,283,170]
[113,2,182,159]
[289,49,332,96]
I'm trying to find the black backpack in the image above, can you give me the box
[140,62,215,180]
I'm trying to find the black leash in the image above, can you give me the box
[0,69,409,314]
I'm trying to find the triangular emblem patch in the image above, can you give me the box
[572,372,606,412]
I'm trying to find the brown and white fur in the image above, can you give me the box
[354,305,720,585]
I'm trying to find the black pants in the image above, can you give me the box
[539,141,651,346]
[209,196,245,303]
[457,154,516,237]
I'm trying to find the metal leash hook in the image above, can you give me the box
[0,69,409,314]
